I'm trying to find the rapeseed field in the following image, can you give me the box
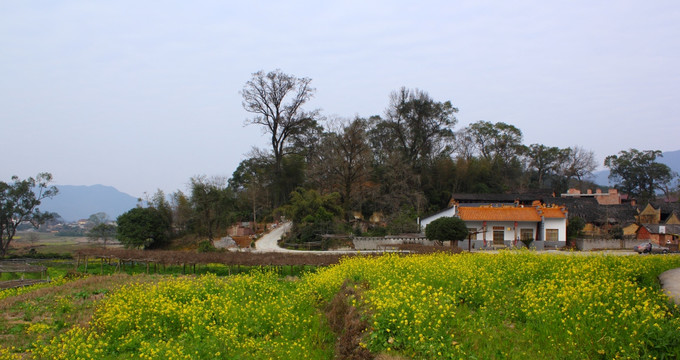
[2,251,680,359]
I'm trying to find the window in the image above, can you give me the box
[520,229,533,241]
[546,229,559,241]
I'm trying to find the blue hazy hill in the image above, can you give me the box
[39,184,138,222]
[592,149,680,186]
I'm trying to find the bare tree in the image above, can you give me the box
[561,146,597,187]
[452,127,477,160]
[241,69,319,205]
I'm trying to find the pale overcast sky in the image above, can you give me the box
[1,1,678,197]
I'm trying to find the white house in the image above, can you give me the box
[420,203,568,249]
[419,206,457,231]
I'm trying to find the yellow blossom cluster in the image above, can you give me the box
[33,271,334,359]
[302,252,680,359]
[8,252,680,359]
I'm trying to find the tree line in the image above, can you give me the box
[2,70,677,252]
[116,70,675,247]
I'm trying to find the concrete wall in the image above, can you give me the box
[456,240,565,250]
[354,237,567,251]
[573,238,641,251]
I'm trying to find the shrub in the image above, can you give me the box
[197,240,216,253]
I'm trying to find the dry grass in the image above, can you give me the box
[325,280,373,360]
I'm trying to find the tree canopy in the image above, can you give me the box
[0,173,58,256]
[604,149,675,202]
[116,207,171,249]
[92,71,665,249]
[425,217,468,245]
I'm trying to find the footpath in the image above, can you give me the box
[659,268,680,306]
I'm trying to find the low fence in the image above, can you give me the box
[355,237,567,251]
[353,236,431,250]
[0,260,49,290]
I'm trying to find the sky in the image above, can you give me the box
[1,1,679,198]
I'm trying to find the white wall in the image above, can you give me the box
[465,221,538,241]
[542,218,567,241]
[419,207,456,232]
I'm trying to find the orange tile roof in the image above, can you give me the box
[540,207,567,219]
[458,207,541,222]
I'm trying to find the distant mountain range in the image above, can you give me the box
[591,149,680,187]
[39,185,138,222]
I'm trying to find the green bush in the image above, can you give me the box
[197,240,216,253]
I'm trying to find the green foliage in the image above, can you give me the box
[425,216,468,242]
[386,207,420,234]
[190,176,234,241]
[278,188,344,246]
[116,207,170,249]
[280,188,343,224]
[55,225,84,237]
[0,173,58,256]
[383,87,457,166]
[567,217,586,239]
[197,240,217,253]
[605,149,675,201]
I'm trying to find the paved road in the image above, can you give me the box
[253,222,387,254]
[254,222,297,252]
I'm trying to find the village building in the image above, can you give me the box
[544,197,637,238]
[560,188,621,205]
[458,204,567,247]
[636,224,680,248]
[419,200,567,249]
[419,190,680,251]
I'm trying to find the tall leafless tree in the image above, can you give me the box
[561,146,597,187]
[241,69,319,205]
